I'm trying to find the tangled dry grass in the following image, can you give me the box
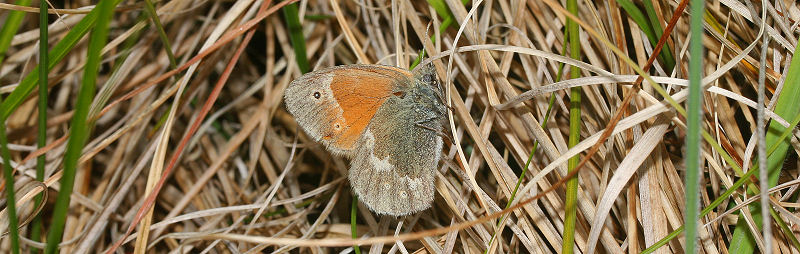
[1,0,799,253]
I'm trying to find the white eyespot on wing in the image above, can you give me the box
[371,155,393,172]
[359,130,393,172]
[404,176,421,190]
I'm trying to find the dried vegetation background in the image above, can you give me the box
[0,0,799,253]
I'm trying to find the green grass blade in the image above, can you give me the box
[643,167,755,253]
[143,0,177,69]
[548,2,791,252]
[31,0,50,249]
[683,0,705,252]
[426,0,466,34]
[426,0,452,22]
[0,0,32,64]
[641,0,675,70]
[0,100,20,254]
[642,108,800,253]
[0,0,125,120]
[728,20,800,254]
[283,2,309,73]
[411,0,465,69]
[0,102,19,254]
[0,2,34,253]
[43,0,117,252]
[641,0,663,45]
[615,0,656,49]
[351,195,361,254]
[88,14,147,120]
[426,0,468,33]
[771,207,800,249]
[562,0,581,251]
[616,0,674,71]
[410,48,427,70]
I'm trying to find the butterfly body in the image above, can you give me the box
[284,64,445,216]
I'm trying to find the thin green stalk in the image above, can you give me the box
[770,208,800,249]
[0,0,32,64]
[32,0,50,250]
[503,28,571,214]
[683,0,705,252]
[411,48,427,70]
[508,97,555,207]
[351,195,361,254]
[44,0,116,252]
[143,0,177,69]
[0,99,20,254]
[1,0,126,120]
[283,2,309,73]
[562,0,581,251]
[0,2,34,253]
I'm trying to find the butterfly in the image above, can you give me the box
[284,64,446,216]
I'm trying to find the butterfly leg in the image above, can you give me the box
[414,117,453,145]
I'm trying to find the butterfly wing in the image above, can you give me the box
[284,65,413,156]
[348,74,445,216]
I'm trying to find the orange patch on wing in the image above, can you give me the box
[328,66,411,150]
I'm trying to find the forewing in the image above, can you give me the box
[284,65,411,155]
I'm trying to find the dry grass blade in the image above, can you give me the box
[1,0,798,253]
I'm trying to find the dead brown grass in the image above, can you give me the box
[1,0,799,253]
